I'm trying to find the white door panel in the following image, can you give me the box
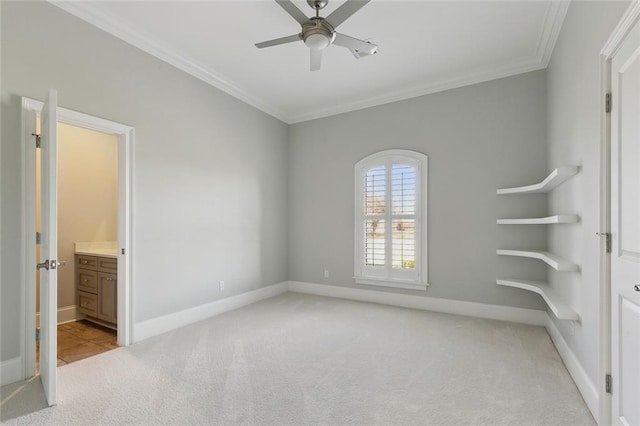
[39,89,58,406]
[611,15,640,425]
[618,43,640,259]
[619,299,640,425]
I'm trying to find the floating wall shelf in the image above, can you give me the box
[496,165,580,321]
[496,249,579,272]
[496,215,580,225]
[497,167,578,195]
[497,279,579,321]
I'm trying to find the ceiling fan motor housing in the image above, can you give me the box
[307,0,329,10]
[302,18,335,50]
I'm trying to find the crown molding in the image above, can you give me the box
[601,0,640,58]
[48,0,570,125]
[537,1,571,67]
[47,0,289,123]
[288,58,546,123]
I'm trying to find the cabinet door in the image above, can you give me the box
[97,272,117,324]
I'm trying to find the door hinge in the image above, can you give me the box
[35,328,40,342]
[32,133,41,148]
[606,374,612,394]
[605,93,612,113]
[596,232,611,253]
[36,232,41,245]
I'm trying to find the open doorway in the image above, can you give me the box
[21,96,134,388]
[34,122,120,370]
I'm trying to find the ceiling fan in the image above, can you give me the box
[255,0,378,71]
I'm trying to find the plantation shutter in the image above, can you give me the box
[360,158,419,282]
[391,163,416,272]
[364,165,385,267]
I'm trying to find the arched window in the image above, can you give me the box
[354,150,428,290]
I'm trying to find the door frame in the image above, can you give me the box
[599,2,640,424]
[21,97,135,379]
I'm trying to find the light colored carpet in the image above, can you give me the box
[1,292,594,425]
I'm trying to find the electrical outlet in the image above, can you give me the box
[219,281,225,291]
[323,269,329,278]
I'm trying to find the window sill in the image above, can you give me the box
[353,277,429,291]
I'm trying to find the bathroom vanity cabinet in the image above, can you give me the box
[76,254,117,326]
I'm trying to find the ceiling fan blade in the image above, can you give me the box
[333,33,377,55]
[310,49,322,72]
[255,34,303,49]
[325,0,370,29]
[350,49,375,59]
[275,0,309,25]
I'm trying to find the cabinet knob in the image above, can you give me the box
[83,279,88,283]
[634,284,640,292]
[81,260,87,265]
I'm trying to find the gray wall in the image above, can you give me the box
[288,70,549,309]
[546,0,629,389]
[1,1,289,361]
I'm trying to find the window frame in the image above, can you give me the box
[354,149,429,290]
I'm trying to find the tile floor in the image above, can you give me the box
[36,320,117,370]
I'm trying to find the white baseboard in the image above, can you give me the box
[36,305,84,327]
[545,316,599,421]
[287,281,547,326]
[133,282,289,342]
[58,305,83,324]
[1,357,23,386]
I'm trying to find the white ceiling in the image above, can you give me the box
[50,1,569,123]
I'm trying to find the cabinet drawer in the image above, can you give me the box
[77,269,98,294]
[98,257,117,274]
[77,255,98,270]
[77,291,98,317]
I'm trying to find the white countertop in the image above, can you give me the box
[75,241,118,258]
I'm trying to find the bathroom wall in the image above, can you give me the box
[35,123,118,314]
[57,123,118,310]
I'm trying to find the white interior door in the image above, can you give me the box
[610,16,640,426]
[38,89,58,406]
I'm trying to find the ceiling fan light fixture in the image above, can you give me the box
[304,33,331,50]
[255,0,378,71]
